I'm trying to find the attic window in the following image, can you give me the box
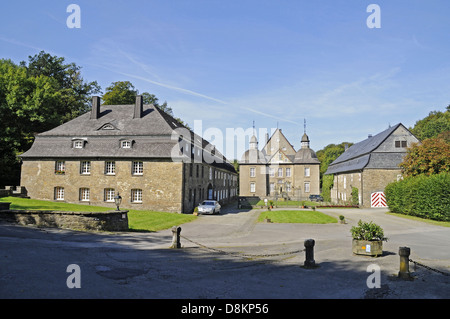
[99,123,117,130]
[121,140,132,149]
[72,139,86,149]
[395,140,407,148]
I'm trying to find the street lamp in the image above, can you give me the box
[114,192,122,211]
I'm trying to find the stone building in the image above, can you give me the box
[325,123,419,208]
[19,96,238,213]
[239,128,320,200]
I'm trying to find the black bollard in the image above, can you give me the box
[398,246,412,279]
[170,226,181,249]
[304,239,316,268]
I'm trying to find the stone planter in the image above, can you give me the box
[352,239,383,257]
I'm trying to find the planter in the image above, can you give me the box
[352,239,383,257]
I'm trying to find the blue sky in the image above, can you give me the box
[1,0,449,159]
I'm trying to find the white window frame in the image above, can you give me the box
[121,140,132,149]
[250,167,256,178]
[278,168,283,177]
[73,140,84,149]
[80,188,90,201]
[80,161,91,175]
[286,168,291,177]
[304,167,310,177]
[104,188,115,202]
[54,187,64,200]
[55,161,65,173]
[304,182,310,193]
[105,161,115,175]
[132,161,143,175]
[269,167,275,177]
[131,189,143,203]
[250,182,256,193]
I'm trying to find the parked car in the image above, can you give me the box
[197,200,221,214]
[309,195,324,202]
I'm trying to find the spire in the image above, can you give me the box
[301,119,310,149]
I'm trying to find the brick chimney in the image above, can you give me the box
[134,95,143,119]
[90,96,101,119]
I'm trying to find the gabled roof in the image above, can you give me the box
[325,123,406,175]
[21,101,236,174]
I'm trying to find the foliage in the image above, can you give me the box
[399,137,450,177]
[0,53,100,186]
[102,80,189,128]
[350,220,387,241]
[321,174,334,202]
[385,172,450,221]
[351,187,359,206]
[409,107,450,141]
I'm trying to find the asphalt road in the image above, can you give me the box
[0,206,449,300]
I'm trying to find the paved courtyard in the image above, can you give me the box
[0,206,449,300]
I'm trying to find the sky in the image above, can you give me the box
[1,0,449,160]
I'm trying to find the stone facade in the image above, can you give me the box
[19,96,238,214]
[326,123,419,208]
[239,128,320,200]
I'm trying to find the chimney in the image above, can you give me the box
[90,96,101,119]
[344,143,348,151]
[134,95,143,119]
[368,134,373,138]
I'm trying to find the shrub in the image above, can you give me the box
[385,172,450,221]
[350,220,387,242]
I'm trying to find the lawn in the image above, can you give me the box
[257,210,338,224]
[0,196,197,232]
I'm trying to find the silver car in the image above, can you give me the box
[197,200,221,215]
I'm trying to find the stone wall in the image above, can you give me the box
[0,210,129,231]
[361,168,401,208]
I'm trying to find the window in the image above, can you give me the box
[121,140,131,148]
[55,161,65,174]
[286,168,291,177]
[79,188,90,201]
[73,140,84,149]
[304,182,310,193]
[131,189,143,203]
[304,167,310,177]
[269,167,275,177]
[209,167,213,180]
[104,188,115,202]
[395,140,407,148]
[270,183,275,193]
[132,161,143,175]
[278,168,283,177]
[105,161,115,175]
[250,183,256,193]
[54,187,64,200]
[250,167,256,177]
[286,182,291,192]
[80,161,91,175]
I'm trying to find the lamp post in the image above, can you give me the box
[114,192,122,211]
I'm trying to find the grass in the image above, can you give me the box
[257,210,337,224]
[0,196,197,232]
[386,211,450,228]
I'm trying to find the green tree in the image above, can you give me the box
[0,52,101,187]
[399,137,450,177]
[409,106,450,141]
[102,80,189,128]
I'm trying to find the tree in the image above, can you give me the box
[102,80,189,128]
[0,52,101,187]
[399,137,450,177]
[102,81,137,105]
[409,107,450,141]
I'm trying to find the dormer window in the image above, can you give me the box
[121,140,132,149]
[72,139,86,149]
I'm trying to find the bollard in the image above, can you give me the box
[304,239,316,268]
[398,246,412,279]
[170,226,181,249]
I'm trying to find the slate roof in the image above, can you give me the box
[325,123,404,175]
[20,102,236,174]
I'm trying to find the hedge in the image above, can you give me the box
[385,172,450,221]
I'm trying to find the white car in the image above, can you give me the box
[197,200,221,215]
